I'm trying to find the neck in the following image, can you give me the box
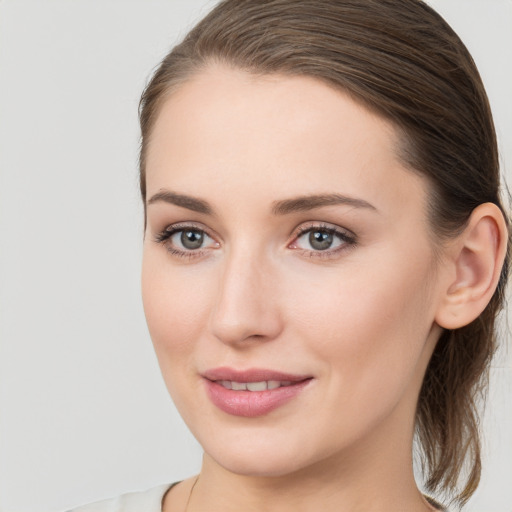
[186,409,432,512]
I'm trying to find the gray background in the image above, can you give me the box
[0,1,510,511]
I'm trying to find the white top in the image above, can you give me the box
[66,483,174,512]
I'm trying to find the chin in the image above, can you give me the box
[195,426,331,478]
[211,448,309,478]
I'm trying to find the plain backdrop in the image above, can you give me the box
[0,1,510,511]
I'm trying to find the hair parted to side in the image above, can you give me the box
[139,0,511,507]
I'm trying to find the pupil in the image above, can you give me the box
[181,230,204,249]
[309,230,333,250]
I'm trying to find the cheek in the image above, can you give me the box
[290,251,436,397]
[141,252,211,364]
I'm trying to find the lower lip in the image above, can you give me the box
[204,379,311,417]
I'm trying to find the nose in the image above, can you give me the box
[209,247,283,346]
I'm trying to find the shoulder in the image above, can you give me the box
[65,483,175,512]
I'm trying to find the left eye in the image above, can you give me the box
[292,227,352,252]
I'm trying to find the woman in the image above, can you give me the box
[71,0,510,510]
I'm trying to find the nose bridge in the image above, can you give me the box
[209,242,281,345]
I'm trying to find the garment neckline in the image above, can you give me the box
[162,483,447,512]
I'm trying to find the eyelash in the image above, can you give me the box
[154,223,217,260]
[291,223,357,259]
[154,222,357,260]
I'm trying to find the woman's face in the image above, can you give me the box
[142,66,445,477]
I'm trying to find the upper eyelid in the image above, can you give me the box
[160,222,217,238]
[163,221,208,230]
[291,221,356,238]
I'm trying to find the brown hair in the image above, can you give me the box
[139,0,511,507]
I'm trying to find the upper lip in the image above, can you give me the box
[202,367,312,383]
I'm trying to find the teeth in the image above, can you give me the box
[218,380,294,391]
[247,381,267,391]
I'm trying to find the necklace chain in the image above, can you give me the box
[183,475,199,512]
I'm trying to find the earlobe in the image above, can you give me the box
[435,203,508,330]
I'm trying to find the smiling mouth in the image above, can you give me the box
[202,368,313,417]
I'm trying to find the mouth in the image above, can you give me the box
[202,367,313,417]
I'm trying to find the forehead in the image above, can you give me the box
[145,65,428,218]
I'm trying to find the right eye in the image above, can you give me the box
[155,225,219,258]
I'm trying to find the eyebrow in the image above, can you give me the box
[147,190,213,215]
[271,193,377,215]
[147,189,376,216]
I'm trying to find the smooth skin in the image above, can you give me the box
[141,65,508,512]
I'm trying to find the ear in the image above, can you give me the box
[435,202,509,330]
